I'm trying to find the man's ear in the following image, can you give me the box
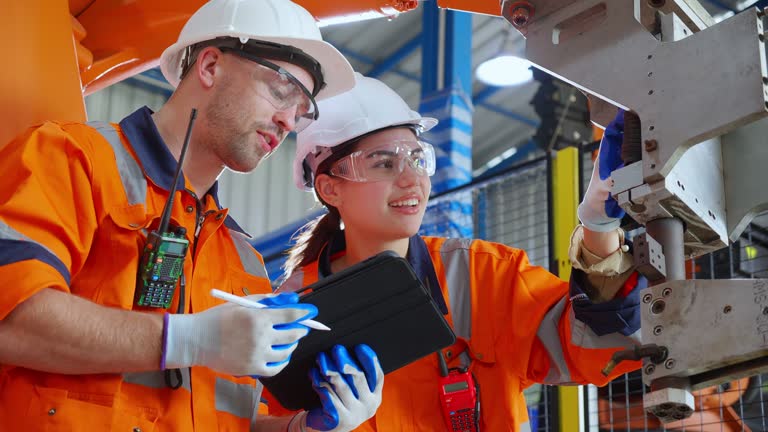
[315,174,342,207]
[195,47,223,89]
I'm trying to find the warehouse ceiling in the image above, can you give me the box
[122,0,762,175]
[320,0,761,174]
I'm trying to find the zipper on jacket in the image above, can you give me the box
[188,189,216,257]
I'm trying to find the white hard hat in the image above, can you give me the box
[159,0,354,100]
[294,72,438,191]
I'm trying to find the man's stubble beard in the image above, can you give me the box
[205,83,283,173]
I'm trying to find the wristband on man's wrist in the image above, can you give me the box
[160,312,170,370]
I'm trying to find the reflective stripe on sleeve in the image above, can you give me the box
[440,238,473,340]
[230,231,269,279]
[87,121,147,206]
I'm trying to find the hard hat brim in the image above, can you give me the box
[160,36,355,101]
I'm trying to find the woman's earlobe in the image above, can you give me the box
[315,174,341,206]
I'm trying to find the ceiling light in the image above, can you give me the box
[475,28,533,87]
[484,146,518,170]
[475,55,533,87]
[318,11,396,27]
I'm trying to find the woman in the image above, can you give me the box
[271,73,643,431]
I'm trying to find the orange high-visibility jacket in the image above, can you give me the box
[270,234,643,432]
[0,107,273,431]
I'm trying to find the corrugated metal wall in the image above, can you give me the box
[216,139,319,238]
[85,81,167,120]
[84,81,317,238]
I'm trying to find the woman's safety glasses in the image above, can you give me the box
[329,140,436,183]
[220,47,319,133]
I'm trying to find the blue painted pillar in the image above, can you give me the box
[418,4,475,238]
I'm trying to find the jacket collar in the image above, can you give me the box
[118,106,248,235]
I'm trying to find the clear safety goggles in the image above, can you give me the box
[221,47,319,133]
[329,140,436,183]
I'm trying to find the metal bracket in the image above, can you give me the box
[633,232,666,281]
[643,386,696,423]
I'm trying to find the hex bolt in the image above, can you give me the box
[665,359,676,369]
[511,6,533,27]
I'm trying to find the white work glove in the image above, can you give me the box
[578,109,627,232]
[162,292,317,377]
[288,344,384,432]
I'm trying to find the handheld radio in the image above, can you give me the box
[437,351,480,432]
[134,109,197,309]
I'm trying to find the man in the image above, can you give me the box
[0,0,381,430]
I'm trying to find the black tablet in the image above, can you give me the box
[261,250,456,411]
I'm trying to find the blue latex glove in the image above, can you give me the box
[258,293,316,334]
[256,293,318,365]
[297,344,384,432]
[577,109,627,232]
[164,292,317,377]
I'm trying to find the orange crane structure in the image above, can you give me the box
[4,0,499,146]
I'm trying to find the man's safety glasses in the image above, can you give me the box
[329,140,437,183]
[221,47,319,133]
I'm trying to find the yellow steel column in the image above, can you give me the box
[550,147,581,432]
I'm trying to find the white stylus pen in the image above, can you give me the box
[210,289,330,331]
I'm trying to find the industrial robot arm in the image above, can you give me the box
[499,0,768,422]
